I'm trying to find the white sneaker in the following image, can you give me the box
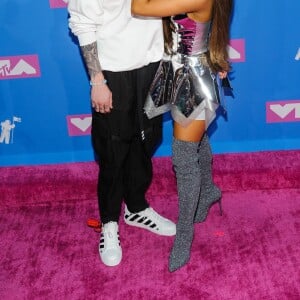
[124,206,176,236]
[99,222,122,267]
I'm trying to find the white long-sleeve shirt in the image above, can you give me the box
[67,0,164,72]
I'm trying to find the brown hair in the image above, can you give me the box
[162,17,175,55]
[163,0,233,71]
[209,0,233,72]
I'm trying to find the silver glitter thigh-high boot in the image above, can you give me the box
[194,134,222,223]
[169,138,201,272]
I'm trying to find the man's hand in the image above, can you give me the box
[80,41,113,113]
[91,84,113,113]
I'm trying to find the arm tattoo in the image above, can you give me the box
[80,42,102,78]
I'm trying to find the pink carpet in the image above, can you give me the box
[0,151,299,299]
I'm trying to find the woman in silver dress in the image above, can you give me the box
[132,0,233,271]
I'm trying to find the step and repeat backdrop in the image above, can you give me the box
[0,0,299,166]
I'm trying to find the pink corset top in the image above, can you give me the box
[173,14,211,56]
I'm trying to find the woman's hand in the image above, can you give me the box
[218,71,227,79]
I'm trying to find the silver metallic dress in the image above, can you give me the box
[170,14,222,128]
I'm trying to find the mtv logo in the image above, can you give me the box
[228,39,245,63]
[0,55,41,80]
[49,0,68,9]
[66,114,92,136]
[266,100,300,123]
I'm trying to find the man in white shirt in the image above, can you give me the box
[67,0,176,267]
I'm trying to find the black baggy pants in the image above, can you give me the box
[91,62,162,224]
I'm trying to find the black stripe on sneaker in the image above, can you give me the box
[137,216,147,223]
[144,220,152,226]
[129,214,140,222]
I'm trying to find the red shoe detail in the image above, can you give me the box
[87,218,101,232]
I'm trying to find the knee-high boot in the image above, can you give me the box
[194,134,222,223]
[169,138,201,272]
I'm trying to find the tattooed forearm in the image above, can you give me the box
[80,42,102,78]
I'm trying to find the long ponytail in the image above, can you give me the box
[209,0,233,72]
[162,17,175,55]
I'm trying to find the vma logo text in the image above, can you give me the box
[66,114,92,136]
[0,55,41,80]
[266,100,300,123]
[228,39,245,63]
[49,0,68,8]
